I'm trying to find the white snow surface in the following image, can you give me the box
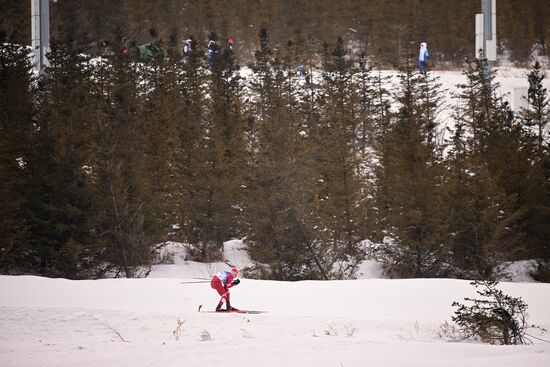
[2,240,550,367]
[148,239,254,279]
[241,65,550,146]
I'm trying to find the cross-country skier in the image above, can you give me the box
[418,42,429,76]
[211,267,240,311]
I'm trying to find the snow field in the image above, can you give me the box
[1,274,549,367]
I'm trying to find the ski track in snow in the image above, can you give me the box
[4,305,547,367]
[1,272,549,367]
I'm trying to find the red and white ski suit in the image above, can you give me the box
[211,271,238,303]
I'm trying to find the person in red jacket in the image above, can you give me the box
[211,267,240,311]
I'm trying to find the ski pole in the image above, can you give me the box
[180,280,210,284]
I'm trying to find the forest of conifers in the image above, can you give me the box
[0,1,549,281]
[1,0,549,65]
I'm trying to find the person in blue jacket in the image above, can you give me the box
[207,40,218,69]
[418,42,429,76]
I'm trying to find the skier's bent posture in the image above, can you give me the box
[211,267,240,311]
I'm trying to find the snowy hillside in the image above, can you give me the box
[149,240,386,280]
[239,65,550,145]
[148,239,534,282]
[148,240,262,279]
[2,239,550,367]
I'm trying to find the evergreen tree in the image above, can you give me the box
[313,37,366,276]
[444,56,528,278]
[519,62,550,270]
[356,52,376,157]
[91,41,152,277]
[197,33,247,255]
[356,54,392,241]
[173,38,218,260]
[523,62,549,155]
[245,29,322,280]
[0,43,35,273]
[375,59,447,278]
[23,41,99,277]
[140,54,181,239]
[452,281,533,345]
[368,66,393,240]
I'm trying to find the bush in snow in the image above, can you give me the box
[530,261,550,283]
[364,238,450,279]
[184,241,223,263]
[451,280,542,345]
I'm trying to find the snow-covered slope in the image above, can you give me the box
[149,239,533,282]
[148,239,256,279]
[2,261,549,366]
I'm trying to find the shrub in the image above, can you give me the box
[452,280,531,345]
[530,261,550,283]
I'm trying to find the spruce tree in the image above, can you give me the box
[91,41,152,277]
[357,52,376,157]
[444,56,527,278]
[140,53,181,240]
[519,62,550,274]
[196,33,247,256]
[245,29,322,280]
[356,55,393,241]
[309,37,366,278]
[375,58,447,278]
[23,41,99,278]
[173,38,217,260]
[368,66,393,240]
[0,43,35,273]
[523,62,549,156]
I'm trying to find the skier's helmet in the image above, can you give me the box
[231,267,239,275]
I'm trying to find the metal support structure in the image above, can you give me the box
[475,14,485,58]
[31,0,50,74]
[475,0,497,61]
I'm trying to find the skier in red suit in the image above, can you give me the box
[211,267,240,311]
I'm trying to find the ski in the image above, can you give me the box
[201,309,268,314]
[197,303,266,314]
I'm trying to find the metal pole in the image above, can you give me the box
[31,0,50,74]
[481,0,492,43]
[31,0,40,71]
[475,13,485,58]
[478,0,497,61]
[41,0,50,67]
[487,0,497,61]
